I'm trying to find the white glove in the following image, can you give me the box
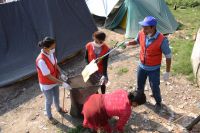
[62,82,72,90]
[121,41,129,49]
[124,41,129,46]
[163,72,170,81]
[100,76,108,85]
[61,74,68,81]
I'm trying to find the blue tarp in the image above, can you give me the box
[0,0,97,87]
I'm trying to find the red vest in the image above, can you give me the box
[139,31,164,66]
[86,42,109,74]
[36,53,59,84]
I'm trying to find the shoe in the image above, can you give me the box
[48,117,58,125]
[58,108,68,115]
[154,103,162,113]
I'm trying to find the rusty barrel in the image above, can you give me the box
[68,73,101,118]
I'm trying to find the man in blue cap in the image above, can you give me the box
[125,16,172,111]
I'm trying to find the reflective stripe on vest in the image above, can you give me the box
[86,42,109,74]
[139,31,164,66]
[36,53,58,85]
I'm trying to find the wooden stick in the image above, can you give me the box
[186,115,200,131]
[61,88,65,126]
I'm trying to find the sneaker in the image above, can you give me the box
[58,108,68,115]
[48,117,58,125]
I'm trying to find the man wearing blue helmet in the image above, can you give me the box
[125,16,172,111]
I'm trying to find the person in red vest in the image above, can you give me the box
[36,37,71,124]
[125,16,172,112]
[82,89,146,133]
[85,31,110,94]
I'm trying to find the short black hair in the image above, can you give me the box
[38,37,55,48]
[128,91,146,105]
[93,31,106,41]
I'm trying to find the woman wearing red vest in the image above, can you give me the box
[85,31,110,94]
[36,37,71,124]
[125,16,172,112]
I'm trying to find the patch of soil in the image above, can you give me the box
[0,29,199,133]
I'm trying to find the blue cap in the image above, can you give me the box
[139,16,157,26]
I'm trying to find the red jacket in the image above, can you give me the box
[139,31,164,66]
[103,89,131,132]
[86,42,109,74]
[82,89,131,133]
[36,53,59,84]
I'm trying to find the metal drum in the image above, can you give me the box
[68,73,101,118]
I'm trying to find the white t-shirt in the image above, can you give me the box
[37,50,58,91]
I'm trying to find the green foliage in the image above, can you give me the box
[171,39,193,75]
[169,6,200,81]
[165,0,200,7]
[117,67,129,75]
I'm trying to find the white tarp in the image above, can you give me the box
[85,0,119,17]
[191,28,200,85]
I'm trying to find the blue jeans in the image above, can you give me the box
[137,66,161,104]
[43,86,61,118]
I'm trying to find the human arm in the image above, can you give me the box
[85,49,89,64]
[161,38,172,80]
[38,59,63,84]
[124,34,139,46]
[114,108,131,132]
[56,64,62,76]
[46,74,71,90]
[127,40,138,46]
[102,54,109,78]
[166,58,171,73]
[38,59,71,89]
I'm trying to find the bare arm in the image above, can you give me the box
[56,64,62,74]
[128,40,137,46]
[46,74,63,84]
[85,50,89,64]
[166,58,171,72]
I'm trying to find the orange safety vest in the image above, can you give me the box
[36,53,59,85]
[139,31,164,66]
[86,42,109,74]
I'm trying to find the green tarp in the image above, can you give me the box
[105,0,178,38]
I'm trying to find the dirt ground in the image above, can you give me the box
[0,28,200,133]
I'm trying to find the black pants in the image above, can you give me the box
[101,85,106,94]
[96,85,106,94]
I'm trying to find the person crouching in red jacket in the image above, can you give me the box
[82,89,146,133]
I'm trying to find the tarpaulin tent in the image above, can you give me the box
[85,0,119,17]
[106,0,178,38]
[0,0,97,87]
[87,0,178,38]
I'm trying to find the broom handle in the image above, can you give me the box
[61,88,65,125]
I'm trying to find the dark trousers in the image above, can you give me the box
[101,85,106,94]
[137,66,161,104]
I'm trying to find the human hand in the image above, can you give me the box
[163,72,170,81]
[62,82,72,90]
[100,75,108,85]
[124,41,129,46]
[61,74,68,81]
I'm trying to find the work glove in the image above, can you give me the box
[62,82,72,90]
[124,41,129,46]
[61,74,68,81]
[122,41,129,49]
[118,41,129,49]
[100,75,108,85]
[163,72,170,81]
